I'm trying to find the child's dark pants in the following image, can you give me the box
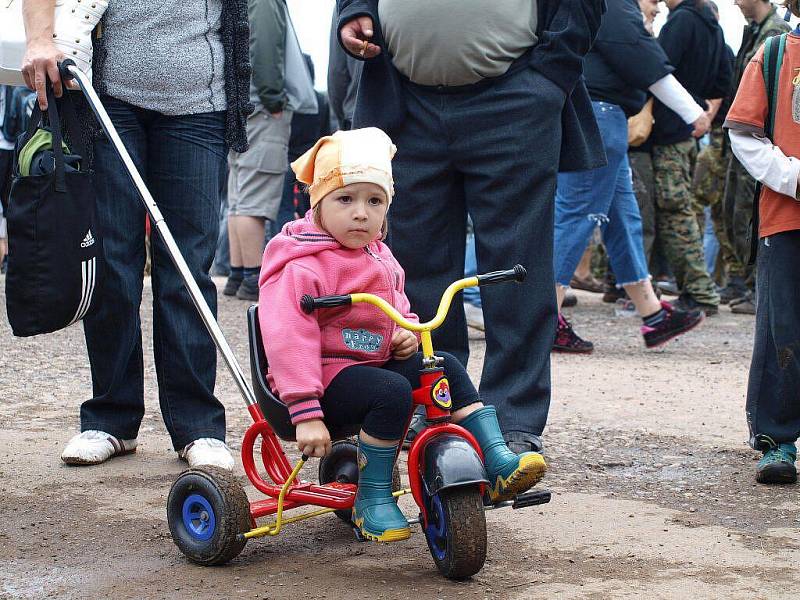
[747,230,800,449]
[320,351,480,441]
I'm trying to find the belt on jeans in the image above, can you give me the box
[403,47,534,95]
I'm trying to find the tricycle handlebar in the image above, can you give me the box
[476,265,527,286]
[300,294,352,314]
[299,264,526,333]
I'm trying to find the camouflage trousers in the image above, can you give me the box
[722,155,757,287]
[652,139,720,305]
[691,127,745,285]
[629,150,656,263]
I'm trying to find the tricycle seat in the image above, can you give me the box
[246,305,360,442]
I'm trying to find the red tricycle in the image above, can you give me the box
[52,61,549,582]
[166,265,551,579]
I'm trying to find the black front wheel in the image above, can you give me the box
[423,486,487,579]
[167,466,251,565]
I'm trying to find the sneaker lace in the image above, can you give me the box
[764,444,796,464]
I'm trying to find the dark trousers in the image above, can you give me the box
[387,66,565,442]
[322,352,479,440]
[0,148,13,215]
[81,96,227,449]
[629,150,656,265]
[747,230,800,448]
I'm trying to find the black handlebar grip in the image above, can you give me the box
[300,293,353,314]
[58,59,77,82]
[476,264,527,286]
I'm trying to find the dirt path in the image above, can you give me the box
[1,282,797,599]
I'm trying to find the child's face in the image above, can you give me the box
[318,182,388,249]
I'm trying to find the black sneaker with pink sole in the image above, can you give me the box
[641,301,704,348]
[553,314,594,354]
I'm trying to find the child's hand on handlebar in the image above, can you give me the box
[391,329,418,360]
[295,419,332,457]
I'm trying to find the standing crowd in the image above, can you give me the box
[6,0,800,503]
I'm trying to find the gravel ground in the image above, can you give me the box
[1,280,797,600]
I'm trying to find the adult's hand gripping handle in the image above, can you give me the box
[476,264,527,286]
[300,294,353,314]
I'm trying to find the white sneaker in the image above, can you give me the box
[61,430,137,465]
[179,438,235,471]
[464,302,485,331]
[52,0,109,82]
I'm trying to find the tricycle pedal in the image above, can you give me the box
[511,489,551,509]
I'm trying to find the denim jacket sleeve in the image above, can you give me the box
[531,0,607,95]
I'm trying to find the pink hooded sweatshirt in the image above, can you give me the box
[258,213,419,425]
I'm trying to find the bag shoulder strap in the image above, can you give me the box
[748,32,788,265]
[762,32,787,139]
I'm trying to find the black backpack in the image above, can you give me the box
[5,89,103,336]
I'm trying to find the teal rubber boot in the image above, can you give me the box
[459,406,547,502]
[352,441,410,542]
[756,442,797,484]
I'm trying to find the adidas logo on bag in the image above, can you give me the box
[80,230,95,248]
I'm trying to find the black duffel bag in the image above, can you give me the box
[5,89,103,336]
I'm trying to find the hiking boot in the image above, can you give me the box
[352,441,410,542]
[61,430,137,465]
[756,442,797,484]
[731,291,756,315]
[718,277,747,305]
[503,432,544,455]
[655,278,680,296]
[553,314,593,353]
[641,301,704,348]
[179,438,235,471]
[222,273,242,296]
[460,406,547,503]
[570,274,604,293]
[562,291,578,308]
[602,276,626,303]
[236,274,259,301]
[670,294,718,316]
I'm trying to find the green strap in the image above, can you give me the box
[762,33,787,139]
[749,32,788,266]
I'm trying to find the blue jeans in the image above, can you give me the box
[212,170,230,276]
[554,102,649,288]
[81,97,227,449]
[463,232,481,307]
[747,231,800,448]
[388,65,564,444]
[703,206,719,277]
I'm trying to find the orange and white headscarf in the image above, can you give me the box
[290,127,397,208]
